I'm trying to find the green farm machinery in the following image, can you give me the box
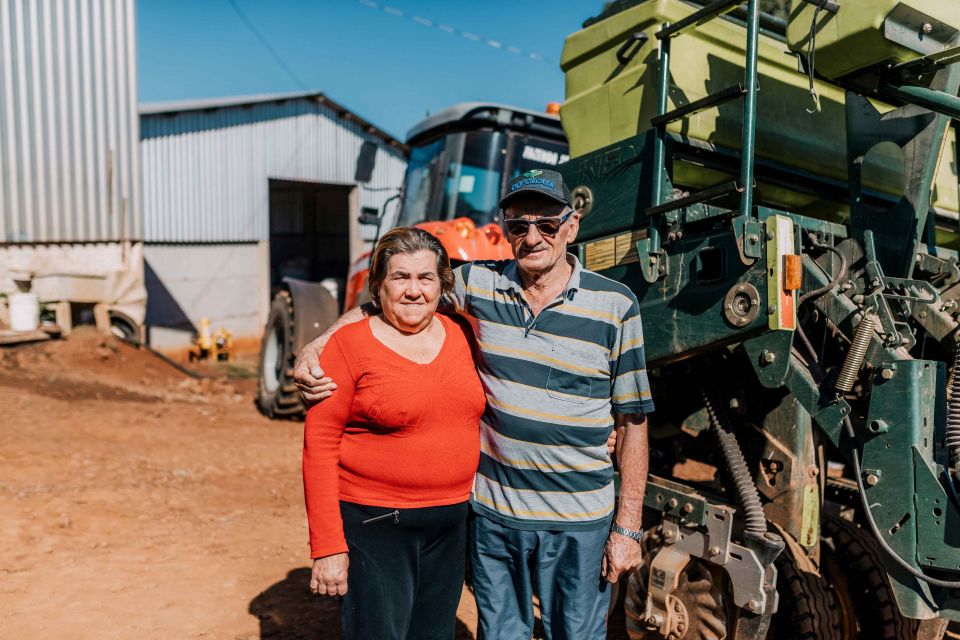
[559,1,960,637]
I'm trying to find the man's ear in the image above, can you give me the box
[565,211,581,246]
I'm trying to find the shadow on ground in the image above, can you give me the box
[249,567,476,639]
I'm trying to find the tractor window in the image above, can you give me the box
[506,135,570,182]
[439,131,507,226]
[398,138,444,227]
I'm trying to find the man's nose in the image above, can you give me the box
[523,223,544,244]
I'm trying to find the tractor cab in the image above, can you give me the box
[343,103,569,308]
[397,102,569,230]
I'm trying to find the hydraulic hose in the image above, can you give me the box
[701,386,767,534]
[947,342,960,473]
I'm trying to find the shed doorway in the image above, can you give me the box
[268,179,353,305]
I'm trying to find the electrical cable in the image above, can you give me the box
[355,0,556,65]
[804,5,823,113]
[225,0,308,90]
[798,232,847,306]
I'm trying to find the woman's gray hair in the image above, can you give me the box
[367,227,455,303]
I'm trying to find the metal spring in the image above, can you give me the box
[701,386,767,534]
[947,342,960,470]
[835,309,875,393]
[949,341,959,402]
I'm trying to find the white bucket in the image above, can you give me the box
[9,292,40,332]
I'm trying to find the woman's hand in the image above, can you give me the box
[310,553,349,596]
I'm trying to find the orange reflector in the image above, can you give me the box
[784,254,802,291]
[484,225,502,244]
[546,102,561,115]
[454,219,474,238]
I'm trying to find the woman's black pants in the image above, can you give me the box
[339,500,468,640]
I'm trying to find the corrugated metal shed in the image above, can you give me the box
[140,92,408,243]
[0,0,141,243]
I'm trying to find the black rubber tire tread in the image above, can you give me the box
[821,512,921,640]
[256,290,305,420]
[769,531,843,640]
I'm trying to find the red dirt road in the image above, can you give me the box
[0,330,478,639]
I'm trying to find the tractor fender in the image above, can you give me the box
[281,277,339,357]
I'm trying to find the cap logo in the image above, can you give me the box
[511,177,555,192]
[523,169,543,178]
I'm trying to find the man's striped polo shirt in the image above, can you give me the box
[450,255,655,530]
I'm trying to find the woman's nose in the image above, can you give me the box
[405,282,423,298]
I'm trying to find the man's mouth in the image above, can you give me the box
[520,247,547,256]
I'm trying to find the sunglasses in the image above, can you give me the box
[502,210,574,238]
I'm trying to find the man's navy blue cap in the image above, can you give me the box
[498,168,572,209]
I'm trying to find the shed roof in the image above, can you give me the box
[140,90,406,150]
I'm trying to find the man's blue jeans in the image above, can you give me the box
[469,511,612,640]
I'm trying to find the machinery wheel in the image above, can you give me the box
[768,531,843,640]
[624,557,730,640]
[108,310,139,340]
[623,534,844,640]
[821,512,921,640]
[256,290,305,419]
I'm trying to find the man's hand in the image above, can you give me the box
[294,341,337,403]
[607,429,617,457]
[601,531,642,583]
[310,552,349,596]
[293,306,372,404]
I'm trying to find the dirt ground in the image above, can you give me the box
[0,329,484,640]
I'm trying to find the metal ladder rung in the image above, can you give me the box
[645,180,743,217]
[651,84,746,127]
[656,0,745,40]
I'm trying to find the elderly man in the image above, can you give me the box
[294,168,654,639]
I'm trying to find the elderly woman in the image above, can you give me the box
[302,226,485,639]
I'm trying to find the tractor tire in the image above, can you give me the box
[624,557,731,640]
[257,290,305,419]
[769,530,843,640]
[821,512,922,640]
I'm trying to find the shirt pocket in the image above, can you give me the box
[545,344,592,404]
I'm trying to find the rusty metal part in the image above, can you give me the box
[625,557,729,640]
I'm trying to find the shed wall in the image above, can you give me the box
[144,242,268,351]
[140,98,407,243]
[0,0,140,243]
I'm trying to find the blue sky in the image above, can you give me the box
[137,1,599,140]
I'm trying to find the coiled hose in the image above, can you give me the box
[947,341,960,473]
[701,386,767,534]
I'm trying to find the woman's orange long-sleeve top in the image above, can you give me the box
[302,314,485,558]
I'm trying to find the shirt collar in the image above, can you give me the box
[498,253,582,300]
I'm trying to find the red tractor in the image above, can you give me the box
[257,103,568,418]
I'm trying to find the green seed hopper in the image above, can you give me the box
[561,0,960,245]
[559,1,960,637]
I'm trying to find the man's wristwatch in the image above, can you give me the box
[611,523,644,542]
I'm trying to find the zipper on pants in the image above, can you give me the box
[362,509,400,525]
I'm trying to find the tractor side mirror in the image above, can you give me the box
[355,141,378,184]
[359,206,381,225]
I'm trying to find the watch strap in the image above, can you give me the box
[611,523,643,541]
